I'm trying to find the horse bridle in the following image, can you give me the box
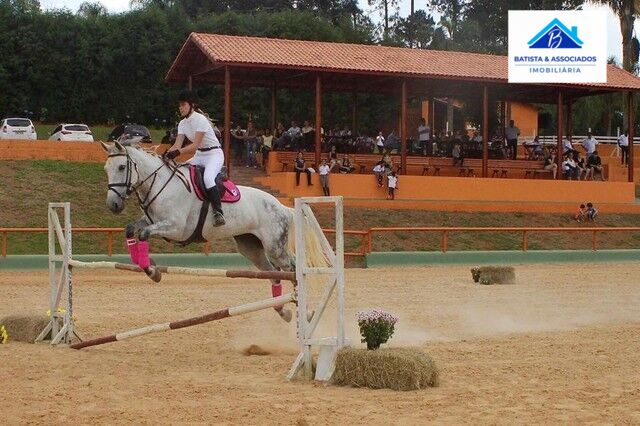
[107,147,189,219]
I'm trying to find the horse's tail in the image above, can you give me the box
[287,208,330,268]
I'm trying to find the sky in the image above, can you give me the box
[38,0,633,64]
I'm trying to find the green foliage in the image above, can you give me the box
[357,309,398,350]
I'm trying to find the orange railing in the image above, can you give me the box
[367,226,640,253]
[1,227,369,258]
[3,226,640,259]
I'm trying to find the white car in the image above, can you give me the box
[0,118,37,140]
[49,123,94,142]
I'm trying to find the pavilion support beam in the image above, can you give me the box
[224,66,232,175]
[428,97,435,144]
[628,91,635,182]
[315,74,322,168]
[556,90,564,179]
[352,91,357,135]
[400,80,407,174]
[500,101,506,136]
[567,99,573,141]
[482,86,489,178]
[271,81,277,131]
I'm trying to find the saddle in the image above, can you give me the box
[188,165,241,203]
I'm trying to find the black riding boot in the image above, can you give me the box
[205,186,225,226]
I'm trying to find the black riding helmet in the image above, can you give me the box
[177,90,199,106]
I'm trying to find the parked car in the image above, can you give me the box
[108,124,152,143]
[0,117,37,140]
[160,127,193,146]
[49,123,94,142]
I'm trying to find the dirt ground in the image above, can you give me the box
[2,263,640,424]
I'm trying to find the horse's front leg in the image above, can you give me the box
[124,217,150,266]
[136,220,175,283]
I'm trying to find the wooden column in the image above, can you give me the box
[428,97,435,141]
[400,80,407,174]
[556,90,564,179]
[271,81,277,131]
[314,75,322,167]
[352,91,357,135]
[224,66,231,175]
[567,100,573,141]
[500,101,506,136]
[628,92,635,182]
[482,86,489,178]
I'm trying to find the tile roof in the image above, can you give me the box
[166,32,640,91]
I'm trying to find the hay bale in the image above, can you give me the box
[471,266,515,285]
[331,347,438,391]
[0,315,50,343]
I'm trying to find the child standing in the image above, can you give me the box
[387,171,398,200]
[319,159,331,196]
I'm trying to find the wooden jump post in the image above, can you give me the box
[38,198,346,381]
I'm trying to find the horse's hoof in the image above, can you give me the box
[145,260,162,283]
[278,308,292,323]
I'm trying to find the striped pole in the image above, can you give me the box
[70,292,296,350]
[68,260,296,282]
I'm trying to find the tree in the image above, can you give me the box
[367,0,398,38]
[591,0,640,74]
[393,10,436,48]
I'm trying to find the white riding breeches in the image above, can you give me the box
[188,148,224,189]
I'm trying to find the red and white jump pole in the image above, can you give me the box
[70,292,296,350]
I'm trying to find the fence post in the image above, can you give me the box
[107,231,113,257]
[522,231,528,252]
[442,230,448,253]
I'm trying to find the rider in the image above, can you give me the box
[166,91,225,226]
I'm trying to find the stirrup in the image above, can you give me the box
[213,212,225,226]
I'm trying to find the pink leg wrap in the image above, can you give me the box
[271,281,283,311]
[137,241,151,269]
[126,238,139,265]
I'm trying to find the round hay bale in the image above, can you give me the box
[331,347,438,391]
[474,266,515,285]
[0,315,50,343]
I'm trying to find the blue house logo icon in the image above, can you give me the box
[528,18,583,49]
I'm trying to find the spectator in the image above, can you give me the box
[581,132,598,157]
[287,121,303,151]
[586,202,598,221]
[562,136,575,155]
[574,204,587,222]
[524,135,543,160]
[418,118,431,156]
[573,151,587,180]
[318,159,331,196]
[294,151,313,186]
[386,130,400,153]
[231,124,245,166]
[339,155,356,174]
[328,145,339,169]
[562,153,578,180]
[585,151,605,181]
[375,131,385,154]
[505,120,520,160]
[302,120,314,151]
[452,141,463,166]
[618,130,629,166]
[261,128,273,169]
[543,151,558,179]
[387,171,398,200]
[244,121,258,168]
[373,161,386,187]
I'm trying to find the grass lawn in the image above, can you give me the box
[1,160,640,258]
